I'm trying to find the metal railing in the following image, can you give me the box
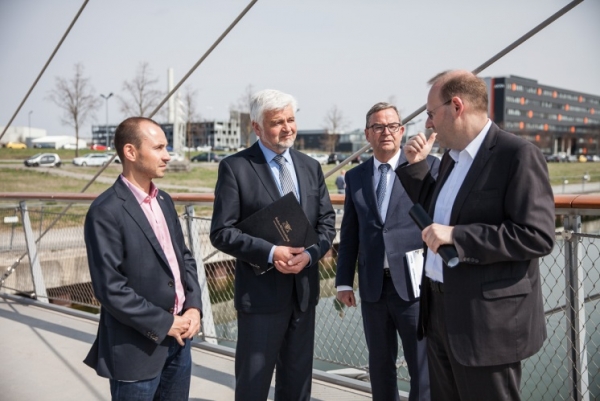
[1,192,599,401]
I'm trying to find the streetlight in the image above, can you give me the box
[100,93,113,148]
[28,110,33,146]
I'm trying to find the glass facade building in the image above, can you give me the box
[484,76,600,156]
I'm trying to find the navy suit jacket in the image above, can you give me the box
[336,151,439,302]
[83,178,203,381]
[210,142,336,313]
[397,123,555,366]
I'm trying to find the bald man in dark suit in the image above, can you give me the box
[397,70,555,401]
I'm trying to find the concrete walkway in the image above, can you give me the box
[0,295,372,401]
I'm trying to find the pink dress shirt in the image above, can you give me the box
[121,175,186,314]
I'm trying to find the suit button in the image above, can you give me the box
[383,229,388,233]
[168,281,174,287]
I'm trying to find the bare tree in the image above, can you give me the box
[118,62,163,117]
[322,105,348,153]
[47,63,102,157]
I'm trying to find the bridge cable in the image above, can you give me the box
[324,0,584,179]
[1,0,259,288]
[0,0,91,142]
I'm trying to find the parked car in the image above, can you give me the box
[544,154,561,163]
[62,143,80,150]
[6,142,27,149]
[168,152,185,162]
[586,155,600,162]
[24,153,61,167]
[90,144,108,151]
[72,153,112,166]
[578,155,588,163]
[191,152,221,163]
[307,153,328,165]
[327,153,348,165]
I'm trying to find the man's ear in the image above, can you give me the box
[251,121,262,136]
[123,144,137,162]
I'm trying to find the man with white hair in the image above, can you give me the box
[210,89,336,401]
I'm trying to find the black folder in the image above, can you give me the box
[235,192,319,275]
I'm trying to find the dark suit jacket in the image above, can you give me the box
[336,151,439,302]
[83,178,203,381]
[210,142,336,313]
[396,123,555,367]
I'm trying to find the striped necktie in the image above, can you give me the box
[273,154,299,201]
[376,163,390,214]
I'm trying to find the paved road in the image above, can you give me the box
[0,295,373,401]
[1,162,215,193]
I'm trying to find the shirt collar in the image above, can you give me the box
[373,148,402,171]
[258,139,292,164]
[120,175,158,204]
[449,118,492,163]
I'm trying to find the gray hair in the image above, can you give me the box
[365,102,400,128]
[250,89,298,127]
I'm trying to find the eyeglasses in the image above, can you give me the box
[367,123,402,135]
[426,99,452,120]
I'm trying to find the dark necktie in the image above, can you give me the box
[376,163,390,214]
[273,154,299,201]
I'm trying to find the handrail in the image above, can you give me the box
[2,192,600,210]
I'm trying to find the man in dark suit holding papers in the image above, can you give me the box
[397,70,555,401]
[210,89,336,401]
[336,102,438,401]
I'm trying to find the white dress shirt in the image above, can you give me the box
[425,119,492,283]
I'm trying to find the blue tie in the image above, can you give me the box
[376,163,390,214]
[273,154,299,201]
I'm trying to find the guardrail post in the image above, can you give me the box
[185,205,217,344]
[563,214,589,401]
[19,201,48,303]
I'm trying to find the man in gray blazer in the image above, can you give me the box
[336,102,438,401]
[84,117,203,400]
[397,70,555,401]
[210,89,336,401]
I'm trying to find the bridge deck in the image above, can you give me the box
[0,295,372,401]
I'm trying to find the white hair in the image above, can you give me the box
[250,89,298,127]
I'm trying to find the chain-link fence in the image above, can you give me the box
[1,199,599,400]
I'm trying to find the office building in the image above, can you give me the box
[484,75,600,156]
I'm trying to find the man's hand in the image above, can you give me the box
[180,308,202,340]
[168,315,191,346]
[273,246,307,274]
[336,290,356,307]
[422,223,454,253]
[404,132,437,164]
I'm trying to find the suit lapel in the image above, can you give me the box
[290,149,309,209]
[428,152,454,216]
[449,125,497,224]
[247,142,281,202]
[115,179,171,270]
[385,151,406,223]
[360,158,382,225]
[157,193,185,281]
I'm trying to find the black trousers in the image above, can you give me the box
[427,289,522,401]
[361,276,430,401]
[235,298,315,401]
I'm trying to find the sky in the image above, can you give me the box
[1,0,599,140]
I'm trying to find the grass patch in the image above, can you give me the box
[3,154,600,194]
